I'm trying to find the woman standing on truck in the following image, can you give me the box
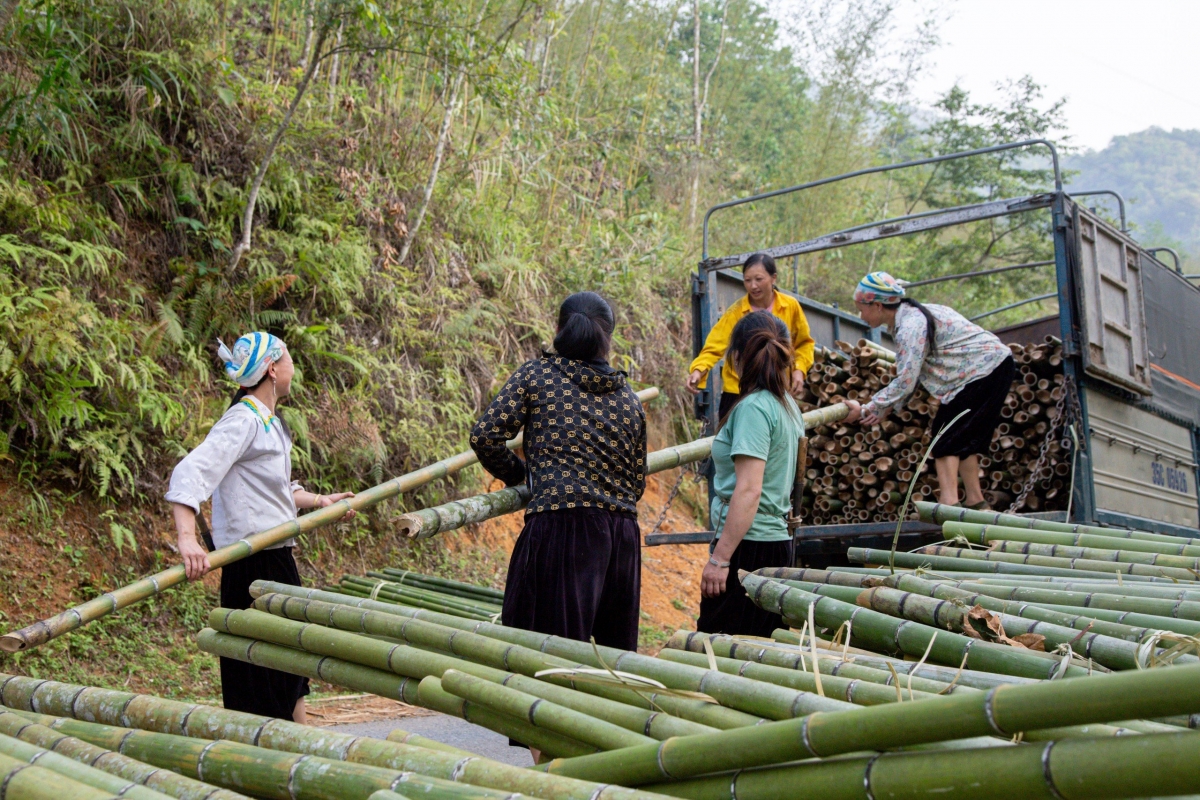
[167,332,357,723]
[471,292,647,652]
[698,311,804,637]
[843,272,1015,509]
[686,253,816,420]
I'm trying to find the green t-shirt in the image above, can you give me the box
[709,390,805,543]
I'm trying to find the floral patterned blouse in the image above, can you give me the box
[865,303,1012,416]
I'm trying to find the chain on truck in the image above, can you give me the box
[644,139,1200,566]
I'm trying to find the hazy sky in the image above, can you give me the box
[897,0,1200,151]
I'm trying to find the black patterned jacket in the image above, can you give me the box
[470,354,647,515]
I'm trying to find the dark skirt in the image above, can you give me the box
[219,547,310,720]
[697,538,794,638]
[502,508,641,651]
[931,356,1017,459]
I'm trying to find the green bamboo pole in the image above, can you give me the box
[0,708,248,800]
[399,403,850,538]
[916,501,1197,546]
[654,647,939,704]
[0,389,658,652]
[340,577,500,618]
[741,574,1089,679]
[336,582,497,621]
[1033,601,1200,637]
[877,574,1187,641]
[346,575,501,613]
[859,584,1185,672]
[369,793,413,800]
[752,567,872,588]
[254,592,716,738]
[415,676,597,758]
[767,630,1037,689]
[945,579,1200,625]
[663,630,961,694]
[360,573,501,608]
[538,661,1200,785]
[0,730,175,800]
[375,728,476,758]
[0,748,118,800]
[375,569,503,602]
[439,669,656,750]
[847,547,1174,582]
[0,673,671,800]
[913,543,1200,581]
[959,577,1200,601]
[944,520,1200,558]
[644,732,1200,800]
[0,713,515,800]
[223,600,850,721]
[249,581,762,730]
[987,538,1200,570]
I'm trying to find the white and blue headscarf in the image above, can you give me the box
[217,332,286,387]
[854,271,906,305]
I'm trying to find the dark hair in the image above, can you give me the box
[553,291,615,361]
[892,297,938,354]
[743,252,777,278]
[721,310,794,427]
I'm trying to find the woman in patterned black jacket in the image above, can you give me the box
[471,292,647,651]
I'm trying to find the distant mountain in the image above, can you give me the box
[1065,127,1200,261]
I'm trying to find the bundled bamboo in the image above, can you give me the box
[943,520,1200,558]
[0,388,659,654]
[847,546,1173,581]
[0,748,118,800]
[796,338,1072,526]
[0,729,175,800]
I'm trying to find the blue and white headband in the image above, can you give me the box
[854,271,906,305]
[217,332,286,387]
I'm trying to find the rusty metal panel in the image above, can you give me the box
[1086,388,1198,528]
[1074,209,1152,394]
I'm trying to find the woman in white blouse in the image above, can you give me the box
[166,332,355,722]
[844,272,1015,509]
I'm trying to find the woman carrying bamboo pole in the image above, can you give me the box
[698,311,804,637]
[166,332,357,722]
[471,293,647,651]
[843,272,1015,509]
[686,253,815,419]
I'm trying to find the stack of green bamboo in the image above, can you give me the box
[335,569,504,620]
[152,567,1200,798]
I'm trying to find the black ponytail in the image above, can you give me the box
[553,291,615,362]
[898,297,938,354]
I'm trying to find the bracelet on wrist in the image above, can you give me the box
[708,556,731,568]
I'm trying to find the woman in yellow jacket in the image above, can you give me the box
[687,253,816,420]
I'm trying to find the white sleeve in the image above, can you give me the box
[866,312,925,415]
[164,410,258,512]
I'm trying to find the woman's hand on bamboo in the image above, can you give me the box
[790,369,805,397]
[317,491,357,519]
[843,399,862,423]
[178,534,211,581]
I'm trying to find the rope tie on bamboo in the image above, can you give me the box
[906,633,936,701]
[368,581,387,602]
[828,620,853,663]
[807,602,825,697]
[794,621,809,673]
[1049,644,1075,680]
[533,639,718,705]
[1135,630,1200,669]
[936,651,970,695]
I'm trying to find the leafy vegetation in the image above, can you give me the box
[1066,126,1200,272]
[0,0,1074,690]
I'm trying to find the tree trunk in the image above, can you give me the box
[327,19,344,107]
[228,23,331,275]
[298,0,315,71]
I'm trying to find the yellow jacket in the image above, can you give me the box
[690,291,816,394]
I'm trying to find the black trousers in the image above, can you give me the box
[502,508,641,651]
[698,538,794,638]
[931,356,1017,458]
[219,547,310,720]
[717,391,741,423]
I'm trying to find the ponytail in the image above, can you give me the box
[553,292,615,361]
[898,297,938,354]
[721,310,794,428]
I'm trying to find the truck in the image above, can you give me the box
[678,139,1200,566]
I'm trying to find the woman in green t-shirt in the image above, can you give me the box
[698,310,804,637]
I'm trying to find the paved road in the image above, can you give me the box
[330,713,534,766]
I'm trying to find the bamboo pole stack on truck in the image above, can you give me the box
[796,337,1072,524]
[0,388,658,653]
